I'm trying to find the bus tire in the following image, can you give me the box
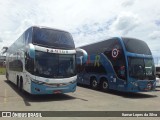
[6,72,9,81]
[17,76,19,88]
[101,80,109,91]
[90,77,98,89]
[19,77,23,92]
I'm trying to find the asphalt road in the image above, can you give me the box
[0,75,160,120]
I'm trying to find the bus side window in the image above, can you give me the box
[25,52,34,74]
[118,65,126,79]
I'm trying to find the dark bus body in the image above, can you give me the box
[76,37,156,92]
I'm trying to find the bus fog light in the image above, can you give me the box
[35,88,40,92]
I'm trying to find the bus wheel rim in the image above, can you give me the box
[103,81,108,89]
[92,80,97,87]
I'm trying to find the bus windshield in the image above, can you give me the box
[34,51,76,78]
[33,28,75,49]
[128,57,155,80]
[123,38,151,55]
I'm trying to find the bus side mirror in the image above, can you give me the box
[76,56,83,66]
[76,48,88,65]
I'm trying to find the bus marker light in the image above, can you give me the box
[147,83,152,90]
[144,84,152,91]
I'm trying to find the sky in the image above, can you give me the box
[0,0,160,62]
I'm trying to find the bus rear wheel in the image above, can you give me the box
[17,78,19,88]
[90,77,98,89]
[19,77,23,92]
[101,80,109,91]
[6,72,9,81]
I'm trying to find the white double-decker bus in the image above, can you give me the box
[6,26,77,94]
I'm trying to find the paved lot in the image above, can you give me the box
[0,75,160,120]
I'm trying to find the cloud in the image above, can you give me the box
[0,37,3,42]
[149,31,160,40]
[0,0,160,57]
[121,0,135,7]
[71,17,117,47]
[109,12,140,35]
[155,20,160,26]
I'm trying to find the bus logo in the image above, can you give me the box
[112,48,119,58]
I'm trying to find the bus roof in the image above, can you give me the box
[77,37,146,48]
[27,26,70,34]
[77,37,120,48]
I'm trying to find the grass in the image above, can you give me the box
[0,67,6,75]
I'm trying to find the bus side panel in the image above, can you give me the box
[77,54,98,86]
[77,53,117,89]
[79,73,92,85]
[22,72,32,93]
[100,54,117,90]
[8,71,17,85]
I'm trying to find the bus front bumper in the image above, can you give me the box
[30,81,77,95]
[127,80,156,92]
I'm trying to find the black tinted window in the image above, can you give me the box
[9,60,23,72]
[81,39,117,54]
[33,27,75,49]
[122,38,151,55]
[34,51,76,78]
[128,57,155,80]
[156,67,160,72]
[25,52,34,74]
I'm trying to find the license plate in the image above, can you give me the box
[53,90,62,94]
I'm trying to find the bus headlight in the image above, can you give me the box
[30,78,44,84]
[70,80,77,84]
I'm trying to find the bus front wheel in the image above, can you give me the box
[17,76,19,88]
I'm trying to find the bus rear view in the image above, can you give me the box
[77,37,156,92]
